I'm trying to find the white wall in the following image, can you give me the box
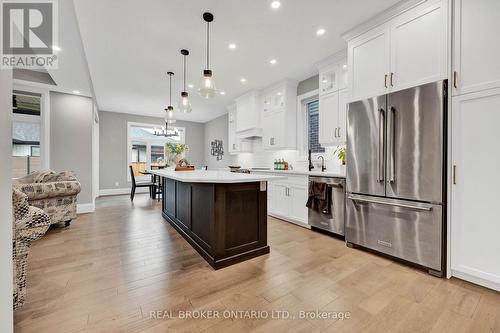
[0,69,14,332]
[204,114,237,170]
[50,91,94,209]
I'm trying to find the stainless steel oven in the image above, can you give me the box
[308,176,345,236]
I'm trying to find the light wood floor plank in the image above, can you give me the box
[13,194,500,333]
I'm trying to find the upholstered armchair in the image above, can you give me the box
[12,188,50,309]
[13,170,82,227]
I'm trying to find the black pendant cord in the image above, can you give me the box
[183,54,186,91]
[169,74,172,106]
[206,21,210,70]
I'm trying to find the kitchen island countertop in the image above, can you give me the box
[150,169,285,183]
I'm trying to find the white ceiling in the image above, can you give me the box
[47,0,92,96]
[73,0,400,123]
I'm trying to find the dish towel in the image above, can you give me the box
[306,181,330,213]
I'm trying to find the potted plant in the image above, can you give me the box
[165,143,189,167]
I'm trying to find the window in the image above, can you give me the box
[12,92,42,178]
[307,100,325,153]
[127,122,185,179]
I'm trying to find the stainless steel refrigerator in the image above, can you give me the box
[346,80,447,276]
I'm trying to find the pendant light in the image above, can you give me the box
[178,49,192,113]
[198,12,217,98]
[164,71,176,124]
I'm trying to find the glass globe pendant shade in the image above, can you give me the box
[198,70,217,99]
[178,91,192,113]
[164,105,176,124]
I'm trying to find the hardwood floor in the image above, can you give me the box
[14,194,500,333]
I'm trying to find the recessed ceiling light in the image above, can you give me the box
[316,28,326,36]
[220,91,226,95]
[228,43,236,50]
[73,90,80,94]
[52,45,61,52]
[271,1,281,9]
[240,78,247,83]
[342,64,347,69]
[188,84,194,89]
[269,59,277,65]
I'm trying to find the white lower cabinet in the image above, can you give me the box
[267,175,308,226]
[287,184,308,223]
[451,88,500,291]
[271,182,289,217]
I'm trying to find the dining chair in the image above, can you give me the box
[129,166,155,201]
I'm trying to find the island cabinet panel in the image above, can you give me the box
[215,184,263,255]
[162,178,269,269]
[164,178,176,219]
[175,182,191,231]
[191,184,215,251]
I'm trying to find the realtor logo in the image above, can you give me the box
[1,0,58,68]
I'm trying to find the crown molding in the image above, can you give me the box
[341,0,428,41]
[315,49,348,70]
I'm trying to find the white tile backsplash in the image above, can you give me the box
[234,146,344,173]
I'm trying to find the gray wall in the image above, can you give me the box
[0,69,13,332]
[99,111,204,190]
[204,113,237,170]
[297,74,319,95]
[50,91,94,205]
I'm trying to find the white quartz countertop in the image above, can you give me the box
[150,170,285,183]
[251,169,346,178]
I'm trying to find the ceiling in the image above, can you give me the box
[47,0,92,96]
[72,0,400,123]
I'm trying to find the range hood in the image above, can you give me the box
[237,128,263,140]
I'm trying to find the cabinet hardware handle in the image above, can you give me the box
[390,72,394,87]
[453,165,457,185]
[348,195,433,211]
[453,71,458,89]
[384,74,388,88]
[334,128,338,138]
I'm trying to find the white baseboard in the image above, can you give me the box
[77,203,95,214]
[452,269,500,292]
[99,187,149,197]
[268,213,311,229]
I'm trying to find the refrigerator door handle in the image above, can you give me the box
[388,107,396,183]
[348,195,433,211]
[377,108,386,182]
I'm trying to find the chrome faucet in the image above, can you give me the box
[318,156,326,172]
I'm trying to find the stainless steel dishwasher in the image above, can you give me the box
[308,176,345,236]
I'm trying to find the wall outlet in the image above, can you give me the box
[115,182,119,187]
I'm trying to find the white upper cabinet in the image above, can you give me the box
[227,104,250,154]
[348,25,391,102]
[317,54,348,146]
[319,65,338,95]
[235,91,261,134]
[390,0,447,91]
[453,0,500,95]
[261,80,297,151]
[318,90,339,146]
[347,0,448,101]
[319,89,348,146]
[337,89,348,144]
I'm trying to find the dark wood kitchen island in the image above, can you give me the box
[151,170,284,269]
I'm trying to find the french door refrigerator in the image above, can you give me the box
[346,80,447,276]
